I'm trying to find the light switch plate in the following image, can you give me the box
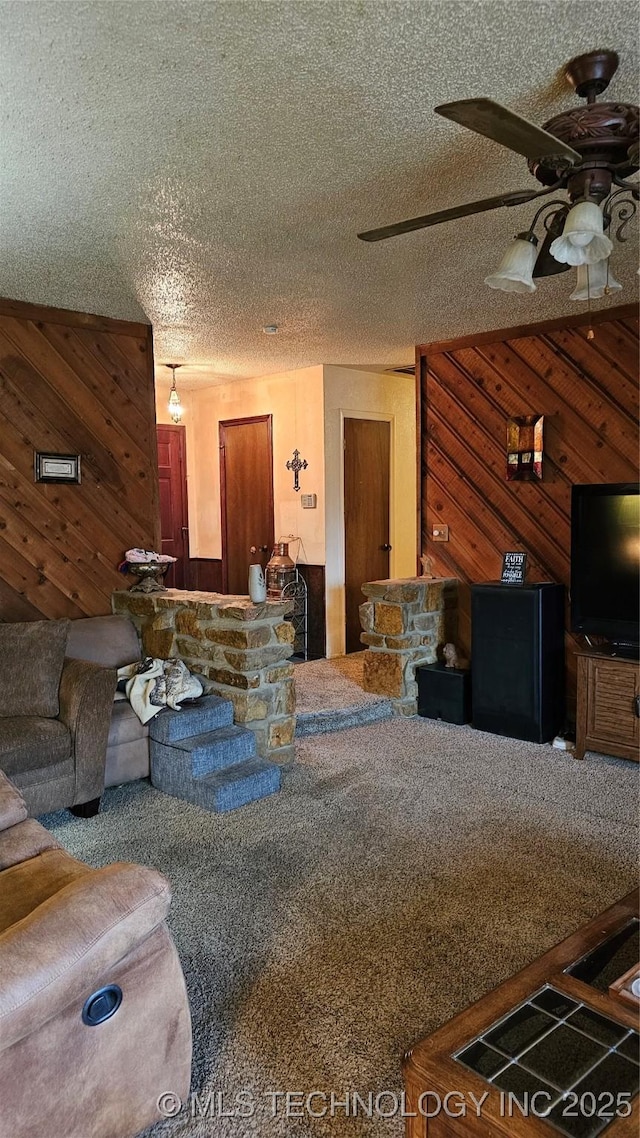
[301,494,317,509]
[432,524,449,542]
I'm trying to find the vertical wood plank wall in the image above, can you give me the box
[0,297,160,621]
[417,304,639,714]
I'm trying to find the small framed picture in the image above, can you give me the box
[34,452,81,484]
[501,551,527,585]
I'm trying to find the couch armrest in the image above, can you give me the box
[59,658,117,804]
[0,861,171,1050]
[0,770,28,832]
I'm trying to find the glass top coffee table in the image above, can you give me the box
[402,892,639,1138]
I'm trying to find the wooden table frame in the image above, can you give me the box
[403,891,639,1138]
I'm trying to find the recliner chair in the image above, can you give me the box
[0,770,192,1138]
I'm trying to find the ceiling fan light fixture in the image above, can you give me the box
[570,259,622,301]
[484,233,538,294]
[549,200,613,265]
[532,206,571,278]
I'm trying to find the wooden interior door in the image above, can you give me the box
[157,425,189,589]
[344,417,391,653]
[220,415,274,594]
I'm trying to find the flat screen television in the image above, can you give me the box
[571,482,640,653]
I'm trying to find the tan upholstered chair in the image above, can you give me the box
[0,771,192,1138]
[0,620,116,818]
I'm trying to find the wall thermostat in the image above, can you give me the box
[301,494,317,509]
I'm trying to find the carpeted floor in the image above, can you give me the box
[294,653,393,735]
[294,653,381,713]
[44,717,638,1138]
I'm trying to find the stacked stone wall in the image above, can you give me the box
[360,578,458,714]
[113,590,296,765]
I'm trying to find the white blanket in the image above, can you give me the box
[117,658,203,724]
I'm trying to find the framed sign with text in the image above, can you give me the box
[34,452,81,484]
[501,551,527,585]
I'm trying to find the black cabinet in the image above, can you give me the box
[471,583,565,743]
[417,663,471,725]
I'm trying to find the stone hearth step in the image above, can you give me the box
[149,698,280,812]
[295,699,394,737]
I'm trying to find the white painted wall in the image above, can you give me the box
[174,366,325,565]
[323,366,417,658]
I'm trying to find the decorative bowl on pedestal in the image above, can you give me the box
[126,562,170,594]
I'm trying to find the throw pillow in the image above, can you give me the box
[0,620,71,718]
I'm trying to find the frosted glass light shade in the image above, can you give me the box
[570,259,622,300]
[168,387,183,423]
[485,237,537,293]
[549,201,613,266]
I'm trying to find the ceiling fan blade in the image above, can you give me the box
[357,188,540,242]
[434,98,581,164]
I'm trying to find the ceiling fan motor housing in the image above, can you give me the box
[529,102,639,198]
[528,51,637,199]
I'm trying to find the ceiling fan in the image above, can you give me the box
[357,50,639,288]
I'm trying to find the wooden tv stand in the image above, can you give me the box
[402,891,639,1138]
[575,650,639,762]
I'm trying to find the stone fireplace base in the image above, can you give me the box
[359,577,458,715]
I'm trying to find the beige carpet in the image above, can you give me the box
[294,653,393,735]
[43,715,639,1137]
[294,653,381,713]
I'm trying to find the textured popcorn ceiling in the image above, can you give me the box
[1,1,638,386]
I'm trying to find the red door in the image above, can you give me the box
[157,425,189,589]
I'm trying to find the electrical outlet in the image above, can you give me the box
[432,524,449,542]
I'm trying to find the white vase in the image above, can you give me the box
[248,563,267,603]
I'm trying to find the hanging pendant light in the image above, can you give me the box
[485,232,538,293]
[570,258,622,300]
[549,200,613,266]
[166,364,183,424]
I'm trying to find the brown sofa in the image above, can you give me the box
[0,620,116,818]
[0,770,192,1138]
[66,614,150,788]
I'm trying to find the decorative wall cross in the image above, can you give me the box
[286,448,308,492]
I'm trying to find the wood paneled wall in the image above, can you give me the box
[0,297,160,621]
[188,558,224,593]
[417,304,639,715]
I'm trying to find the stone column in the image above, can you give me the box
[359,577,458,715]
[112,590,296,765]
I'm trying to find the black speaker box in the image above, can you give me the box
[471,582,565,743]
[417,663,471,725]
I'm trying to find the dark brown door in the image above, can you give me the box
[344,417,391,653]
[220,415,274,594]
[157,424,190,589]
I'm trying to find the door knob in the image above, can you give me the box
[381,543,392,552]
